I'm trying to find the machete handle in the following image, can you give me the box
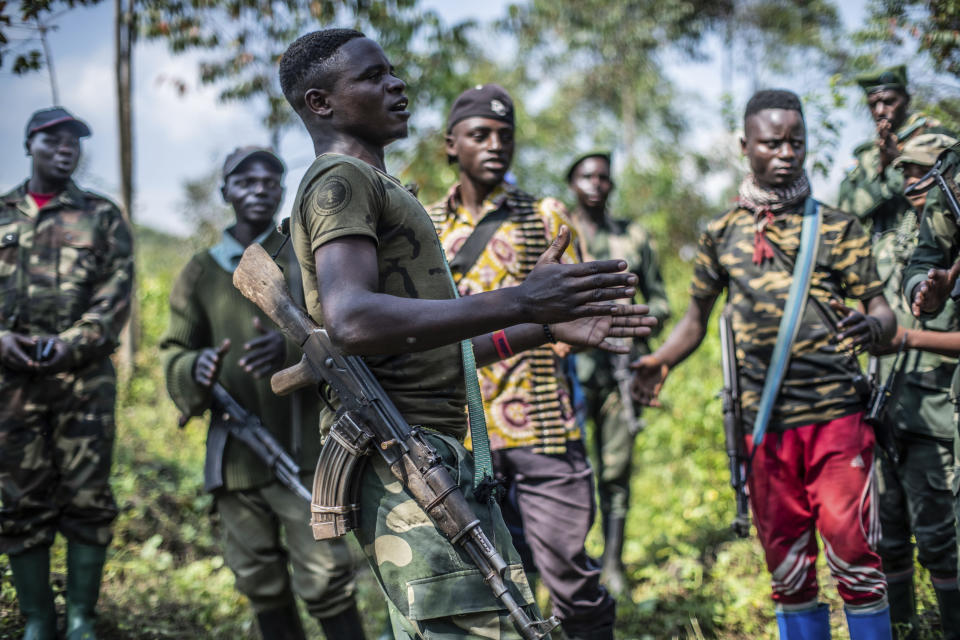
[271,356,321,396]
[234,244,316,345]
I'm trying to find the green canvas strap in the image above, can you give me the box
[438,243,495,490]
[751,198,821,446]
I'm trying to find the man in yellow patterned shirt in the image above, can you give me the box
[429,84,616,640]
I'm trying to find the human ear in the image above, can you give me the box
[304,88,333,118]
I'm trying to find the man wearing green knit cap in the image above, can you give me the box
[160,147,362,640]
[838,64,954,234]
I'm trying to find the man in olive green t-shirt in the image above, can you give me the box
[279,28,656,638]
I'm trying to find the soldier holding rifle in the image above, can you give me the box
[276,28,655,638]
[631,90,897,639]
[160,147,361,640]
[565,151,670,595]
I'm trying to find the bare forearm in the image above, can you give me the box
[471,324,550,368]
[327,287,536,356]
[652,299,711,368]
[905,328,960,357]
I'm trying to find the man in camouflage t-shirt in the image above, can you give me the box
[632,90,897,639]
[0,108,133,640]
[278,29,653,639]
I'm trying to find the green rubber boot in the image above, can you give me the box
[8,546,57,640]
[65,542,107,640]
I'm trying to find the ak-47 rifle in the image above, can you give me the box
[904,145,960,301]
[233,243,559,640]
[718,307,750,538]
[200,383,312,502]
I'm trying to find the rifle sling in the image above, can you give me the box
[447,205,511,278]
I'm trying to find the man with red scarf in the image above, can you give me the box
[631,90,897,639]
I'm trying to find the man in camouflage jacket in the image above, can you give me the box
[0,108,133,640]
[838,65,954,235]
[867,133,960,639]
[566,152,670,595]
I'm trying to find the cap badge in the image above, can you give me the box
[490,99,507,116]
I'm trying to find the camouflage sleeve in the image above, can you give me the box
[58,202,133,365]
[633,233,670,335]
[160,256,213,418]
[538,197,580,264]
[836,147,887,226]
[903,186,960,305]
[832,214,883,301]
[689,223,726,300]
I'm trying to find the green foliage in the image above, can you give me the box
[0,0,102,69]
[141,0,482,149]
[858,0,960,77]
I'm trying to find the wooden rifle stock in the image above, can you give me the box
[233,244,315,345]
[271,356,319,396]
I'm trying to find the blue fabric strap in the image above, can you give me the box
[751,198,821,446]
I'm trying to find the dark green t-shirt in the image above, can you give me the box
[291,153,467,439]
[690,202,884,431]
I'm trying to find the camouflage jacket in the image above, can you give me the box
[872,208,958,439]
[0,180,133,369]
[902,152,960,416]
[691,202,884,431]
[838,112,952,234]
[575,216,670,386]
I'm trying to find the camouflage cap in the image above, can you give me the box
[893,133,958,168]
[856,65,908,94]
[25,107,91,142]
[222,146,285,179]
[446,84,514,133]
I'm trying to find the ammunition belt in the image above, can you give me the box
[504,187,572,454]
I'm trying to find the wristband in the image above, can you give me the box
[542,324,557,344]
[492,329,514,360]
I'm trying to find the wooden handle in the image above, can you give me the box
[234,244,316,345]
[271,356,321,396]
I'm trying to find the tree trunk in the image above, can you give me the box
[115,0,138,379]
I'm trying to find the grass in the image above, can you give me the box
[0,228,947,639]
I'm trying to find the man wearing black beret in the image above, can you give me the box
[429,84,619,640]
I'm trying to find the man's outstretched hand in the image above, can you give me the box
[551,304,658,353]
[911,262,960,316]
[629,354,669,407]
[518,226,638,324]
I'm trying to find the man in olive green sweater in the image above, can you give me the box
[160,148,362,640]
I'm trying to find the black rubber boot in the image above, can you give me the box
[255,601,306,640]
[886,575,917,640]
[8,546,57,640]
[66,542,107,640]
[934,586,960,640]
[318,602,367,640]
[601,515,627,597]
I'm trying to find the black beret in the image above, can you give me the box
[447,84,514,133]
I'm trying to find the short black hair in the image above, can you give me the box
[279,28,365,112]
[744,89,804,128]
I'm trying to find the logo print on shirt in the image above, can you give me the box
[311,176,352,216]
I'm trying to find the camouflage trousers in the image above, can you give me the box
[877,434,959,583]
[0,360,118,556]
[583,383,642,522]
[216,478,358,618]
[354,430,542,639]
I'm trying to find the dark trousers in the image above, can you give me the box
[493,441,616,634]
